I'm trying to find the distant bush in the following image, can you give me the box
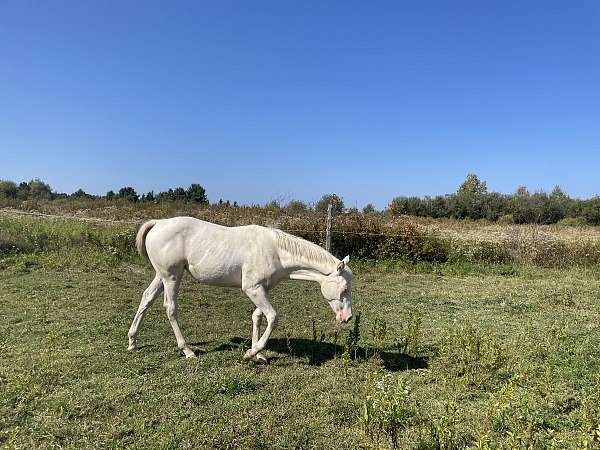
[497,214,515,225]
[285,200,308,215]
[448,240,511,265]
[0,230,33,255]
[377,222,447,262]
[558,217,587,227]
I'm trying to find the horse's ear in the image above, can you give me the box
[337,256,350,274]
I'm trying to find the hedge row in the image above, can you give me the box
[2,214,600,268]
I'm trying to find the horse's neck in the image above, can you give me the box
[272,231,337,282]
[283,256,336,282]
[288,268,327,283]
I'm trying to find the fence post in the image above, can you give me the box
[326,203,333,252]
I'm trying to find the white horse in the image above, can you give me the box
[128,216,353,362]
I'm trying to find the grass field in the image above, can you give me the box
[2,225,600,449]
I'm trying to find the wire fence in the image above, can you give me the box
[0,207,458,240]
[5,207,600,267]
[3,207,596,244]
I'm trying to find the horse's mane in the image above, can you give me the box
[271,229,338,270]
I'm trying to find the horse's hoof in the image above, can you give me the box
[127,344,137,351]
[183,348,197,359]
[243,350,254,361]
[253,353,269,365]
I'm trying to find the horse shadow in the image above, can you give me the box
[212,337,427,372]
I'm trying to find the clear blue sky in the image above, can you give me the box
[1,1,599,208]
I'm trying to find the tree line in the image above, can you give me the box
[389,174,600,225]
[0,179,208,205]
[1,175,599,225]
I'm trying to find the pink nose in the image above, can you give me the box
[338,312,353,323]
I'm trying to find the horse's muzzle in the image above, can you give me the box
[337,312,353,323]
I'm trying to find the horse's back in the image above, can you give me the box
[145,217,228,264]
[145,217,280,287]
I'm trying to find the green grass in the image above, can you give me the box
[2,247,600,448]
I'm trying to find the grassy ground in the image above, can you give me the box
[2,249,600,448]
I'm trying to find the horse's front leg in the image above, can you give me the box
[243,285,277,361]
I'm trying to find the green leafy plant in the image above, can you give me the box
[344,312,361,360]
[361,372,414,449]
[395,312,422,356]
[428,401,461,450]
[434,324,506,389]
[370,316,387,357]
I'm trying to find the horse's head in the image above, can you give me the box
[320,255,353,323]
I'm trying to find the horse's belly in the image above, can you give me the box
[187,262,242,287]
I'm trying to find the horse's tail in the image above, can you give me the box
[136,220,158,259]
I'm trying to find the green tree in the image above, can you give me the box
[117,186,139,202]
[481,192,507,221]
[71,188,92,199]
[362,203,376,213]
[547,185,569,223]
[186,184,208,204]
[315,194,344,214]
[16,182,30,200]
[429,195,452,218]
[52,192,68,200]
[264,200,281,211]
[286,200,308,214]
[508,186,535,223]
[453,174,488,219]
[172,187,186,201]
[156,189,174,202]
[581,197,600,225]
[28,179,52,199]
[389,196,428,217]
[0,180,17,198]
[106,190,115,200]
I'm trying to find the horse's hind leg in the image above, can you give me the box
[163,276,196,358]
[251,308,268,364]
[128,274,164,350]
